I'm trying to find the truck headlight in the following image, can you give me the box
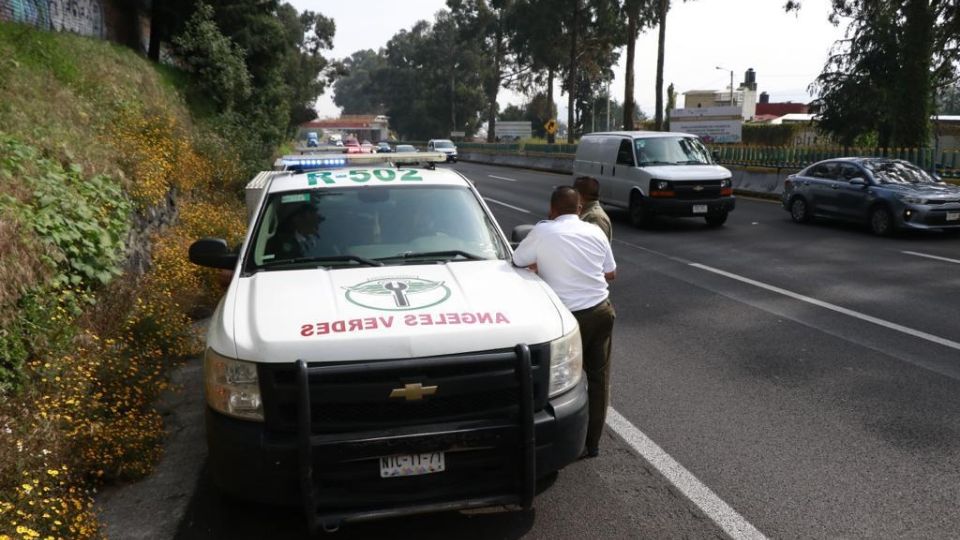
[204,349,264,421]
[548,327,583,397]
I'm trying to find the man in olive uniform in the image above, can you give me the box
[573,176,612,241]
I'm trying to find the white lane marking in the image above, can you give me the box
[488,174,518,182]
[902,250,960,265]
[484,198,532,214]
[690,263,960,352]
[606,408,768,540]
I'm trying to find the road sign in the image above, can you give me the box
[450,131,466,137]
[544,119,558,135]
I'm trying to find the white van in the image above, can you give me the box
[188,152,586,533]
[427,139,458,162]
[573,131,735,226]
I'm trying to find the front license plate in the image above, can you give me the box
[947,212,960,222]
[692,204,708,214]
[379,452,445,478]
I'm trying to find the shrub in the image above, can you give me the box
[172,2,253,113]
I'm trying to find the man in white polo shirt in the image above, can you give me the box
[513,186,616,458]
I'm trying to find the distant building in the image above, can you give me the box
[299,115,390,142]
[755,92,809,117]
[682,68,758,121]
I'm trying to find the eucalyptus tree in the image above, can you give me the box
[622,0,658,130]
[448,0,528,142]
[508,0,567,142]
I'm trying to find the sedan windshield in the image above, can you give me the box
[634,136,712,165]
[245,185,507,271]
[863,160,939,185]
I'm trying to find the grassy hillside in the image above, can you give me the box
[0,22,248,539]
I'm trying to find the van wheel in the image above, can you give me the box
[705,213,728,227]
[869,205,895,236]
[629,193,651,228]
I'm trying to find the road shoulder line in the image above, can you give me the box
[606,408,768,540]
[902,250,960,265]
[484,197,532,214]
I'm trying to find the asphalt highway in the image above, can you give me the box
[167,161,960,539]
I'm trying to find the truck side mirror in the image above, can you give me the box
[189,237,238,270]
[711,150,721,162]
[511,224,534,248]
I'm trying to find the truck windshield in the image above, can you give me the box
[433,141,455,149]
[634,136,712,166]
[246,185,508,270]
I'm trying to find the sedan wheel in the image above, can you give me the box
[869,206,894,236]
[790,197,811,223]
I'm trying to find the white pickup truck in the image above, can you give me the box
[188,152,587,532]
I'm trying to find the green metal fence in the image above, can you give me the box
[450,142,960,179]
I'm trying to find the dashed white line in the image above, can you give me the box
[902,250,960,265]
[690,262,960,352]
[484,198,532,214]
[487,174,518,182]
[606,408,768,540]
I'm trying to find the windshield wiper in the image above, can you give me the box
[637,160,678,166]
[260,255,383,269]
[378,250,487,262]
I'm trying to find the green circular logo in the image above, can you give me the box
[344,277,451,311]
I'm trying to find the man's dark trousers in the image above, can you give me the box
[571,298,615,452]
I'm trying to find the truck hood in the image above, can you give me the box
[641,164,730,181]
[226,260,570,363]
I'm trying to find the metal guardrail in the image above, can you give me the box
[453,142,960,179]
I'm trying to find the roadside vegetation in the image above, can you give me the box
[0,2,334,536]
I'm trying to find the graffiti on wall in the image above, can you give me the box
[0,0,51,27]
[49,0,104,37]
[0,0,103,38]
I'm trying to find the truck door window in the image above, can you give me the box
[616,140,635,166]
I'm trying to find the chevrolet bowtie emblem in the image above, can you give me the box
[693,185,704,191]
[389,383,438,401]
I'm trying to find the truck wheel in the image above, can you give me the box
[705,212,728,227]
[629,193,651,228]
[869,205,895,236]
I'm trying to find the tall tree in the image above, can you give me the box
[563,0,623,142]
[622,0,657,130]
[788,0,960,147]
[508,0,568,142]
[653,0,668,130]
[449,0,527,142]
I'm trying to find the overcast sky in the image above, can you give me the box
[288,0,849,121]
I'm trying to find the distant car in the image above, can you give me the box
[427,139,458,162]
[377,142,393,153]
[343,139,362,154]
[783,157,960,235]
[306,132,319,148]
[360,141,375,154]
[395,144,418,153]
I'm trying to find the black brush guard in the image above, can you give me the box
[294,344,536,533]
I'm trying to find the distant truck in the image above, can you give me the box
[494,121,532,142]
[306,132,319,148]
[327,133,343,146]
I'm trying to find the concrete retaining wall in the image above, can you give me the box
[460,151,795,198]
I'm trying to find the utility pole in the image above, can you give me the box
[606,80,611,131]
